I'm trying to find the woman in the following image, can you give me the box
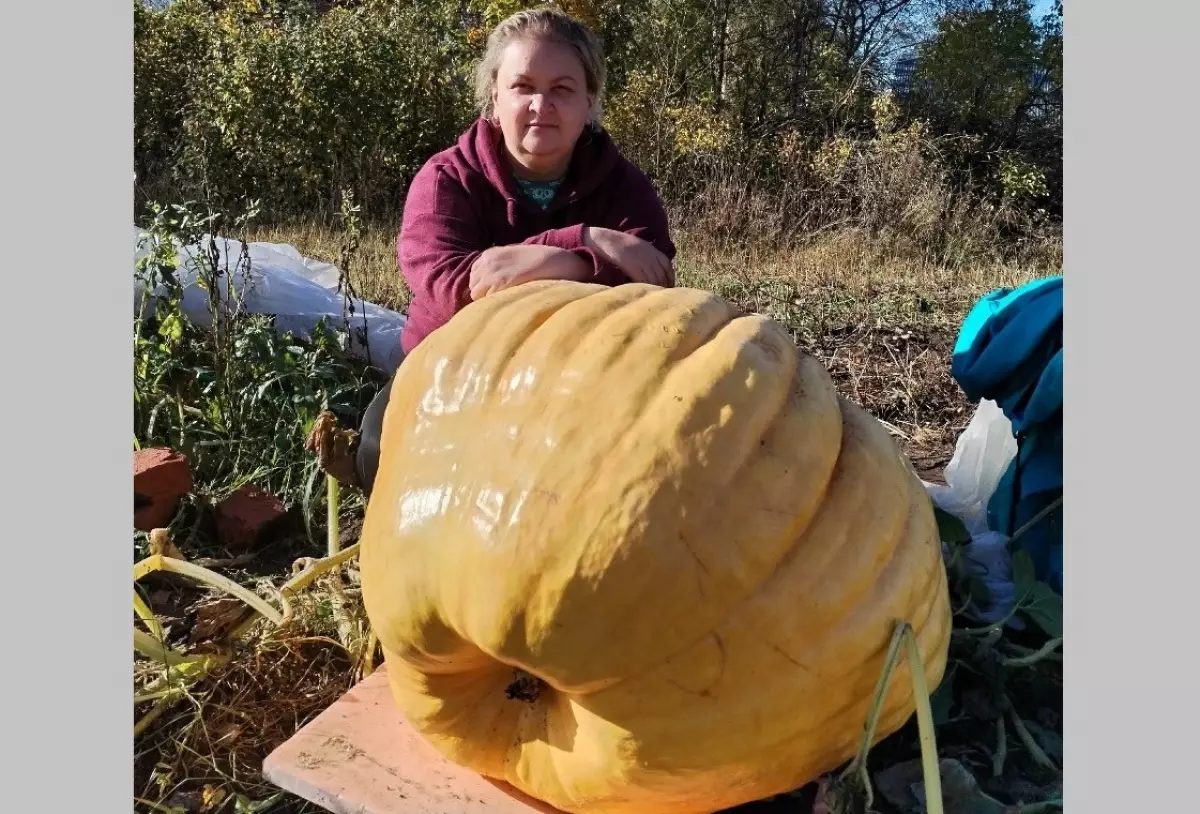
[349,7,677,495]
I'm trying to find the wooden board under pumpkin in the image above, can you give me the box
[262,664,565,814]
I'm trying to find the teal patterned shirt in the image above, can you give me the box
[515,175,564,209]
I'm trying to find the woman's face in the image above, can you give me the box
[492,36,594,180]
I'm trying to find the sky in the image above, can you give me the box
[1031,0,1057,22]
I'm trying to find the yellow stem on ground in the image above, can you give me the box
[841,621,908,809]
[134,686,187,705]
[279,541,362,626]
[132,533,366,740]
[134,553,283,625]
[327,473,342,557]
[134,694,177,737]
[902,623,944,814]
[133,628,223,669]
[1006,695,1058,771]
[1002,637,1062,668]
[840,621,946,814]
[134,591,165,641]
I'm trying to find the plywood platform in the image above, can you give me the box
[262,664,564,814]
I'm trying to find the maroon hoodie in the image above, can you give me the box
[397,118,676,354]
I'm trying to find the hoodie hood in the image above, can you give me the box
[449,118,621,221]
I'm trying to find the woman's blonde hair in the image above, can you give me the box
[474,7,607,127]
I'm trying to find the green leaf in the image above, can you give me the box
[917,759,1009,814]
[158,312,184,342]
[1011,547,1062,636]
[934,505,971,545]
[876,758,1008,814]
[929,665,957,727]
[1020,581,1063,638]
[1011,548,1037,593]
[234,792,285,813]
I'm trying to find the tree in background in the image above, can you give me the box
[904,0,1061,212]
[134,0,1063,249]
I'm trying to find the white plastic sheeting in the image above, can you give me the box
[134,227,407,372]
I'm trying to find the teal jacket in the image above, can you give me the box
[952,275,1063,593]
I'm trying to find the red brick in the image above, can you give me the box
[134,448,192,531]
[215,484,287,550]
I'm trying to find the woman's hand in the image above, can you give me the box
[469,244,591,300]
[583,227,674,287]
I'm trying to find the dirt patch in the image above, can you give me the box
[805,323,969,475]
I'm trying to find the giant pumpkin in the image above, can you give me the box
[359,281,951,814]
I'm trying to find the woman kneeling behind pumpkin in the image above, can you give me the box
[347,7,677,494]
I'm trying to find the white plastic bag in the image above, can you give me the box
[134,227,407,373]
[924,399,1020,624]
[924,399,1017,536]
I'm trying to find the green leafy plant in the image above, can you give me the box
[134,200,382,506]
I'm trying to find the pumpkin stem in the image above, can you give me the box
[841,621,908,806]
[505,669,545,703]
[838,620,945,814]
[901,623,944,814]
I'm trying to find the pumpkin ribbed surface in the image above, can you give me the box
[359,281,951,814]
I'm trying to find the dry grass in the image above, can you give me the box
[248,220,413,312]
[135,633,353,813]
[245,219,1058,317]
[134,548,374,814]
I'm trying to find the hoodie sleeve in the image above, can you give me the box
[520,224,628,286]
[601,162,677,262]
[397,164,485,332]
[399,163,636,323]
[519,163,677,287]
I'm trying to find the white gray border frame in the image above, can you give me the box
[4,0,1199,810]
[1065,0,1200,811]
[4,0,135,809]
